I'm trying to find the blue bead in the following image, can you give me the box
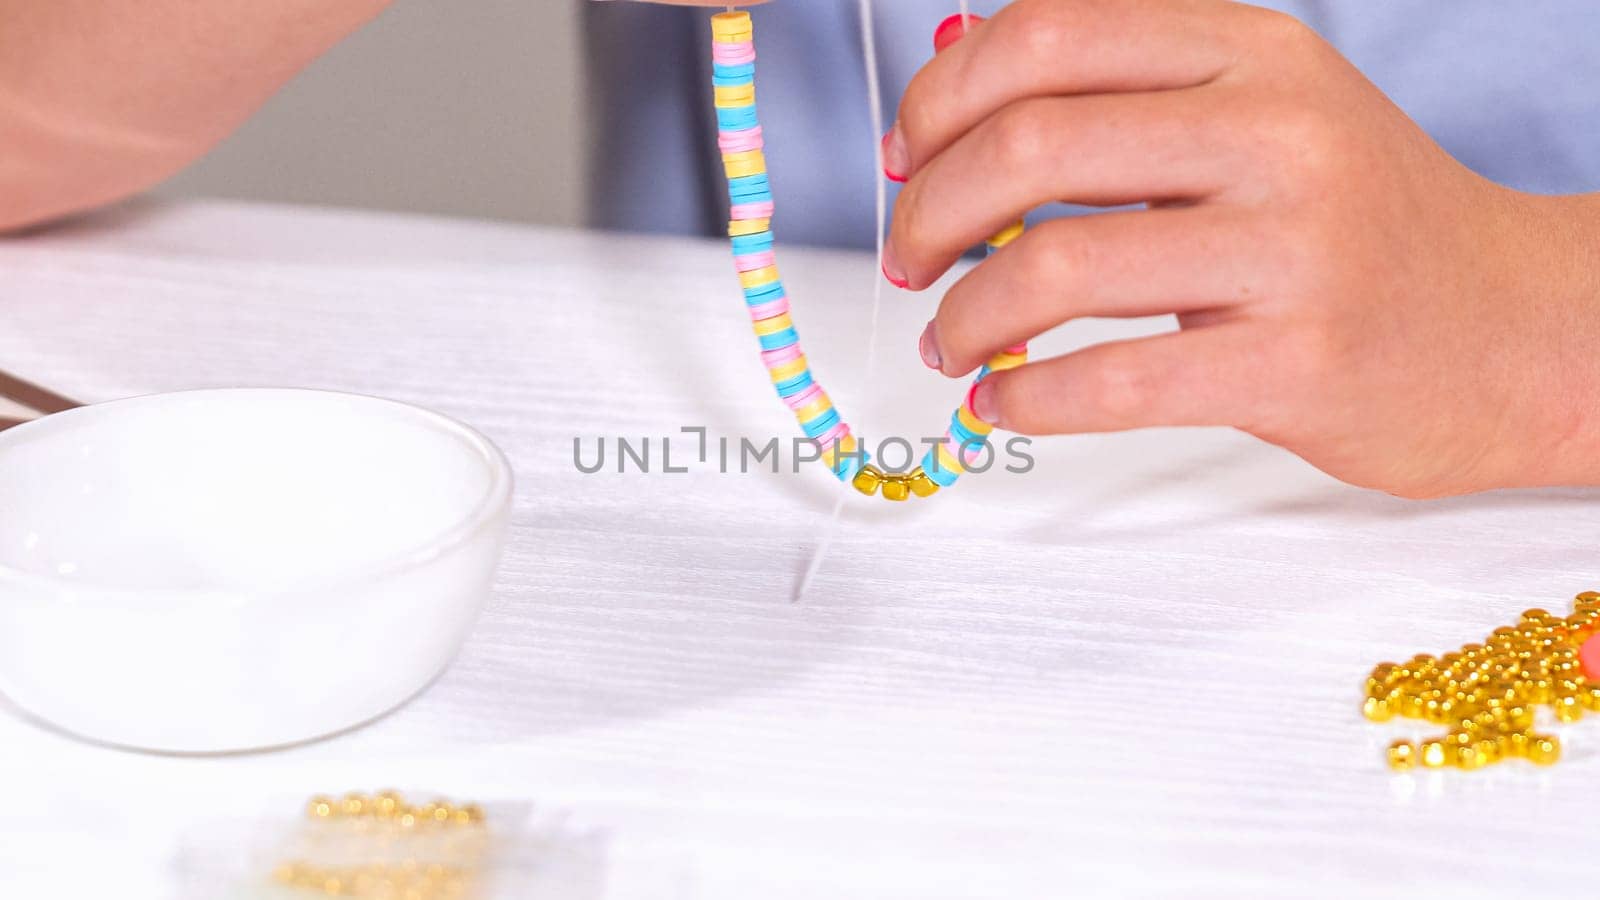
[743,282,785,304]
[799,408,841,439]
[921,450,961,487]
[832,449,871,481]
[774,371,814,397]
[728,174,769,194]
[717,106,760,130]
[757,327,799,351]
[730,232,774,255]
[713,62,757,80]
[948,414,988,447]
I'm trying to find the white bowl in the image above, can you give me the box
[0,388,512,753]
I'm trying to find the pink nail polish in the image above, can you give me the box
[881,125,910,183]
[971,380,999,425]
[881,245,910,289]
[919,321,942,371]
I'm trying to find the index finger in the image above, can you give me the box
[893,0,1247,176]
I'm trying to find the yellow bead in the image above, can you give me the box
[851,464,884,497]
[986,220,1026,249]
[768,357,809,384]
[728,218,771,237]
[1555,694,1584,722]
[955,402,994,436]
[723,150,767,179]
[430,802,453,823]
[739,265,781,290]
[906,467,939,498]
[1419,740,1449,768]
[307,796,335,819]
[713,84,756,107]
[1386,740,1416,771]
[819,434,858,468]
[711,11,753,41]
[1527,734,1561,765]
[880,476,911,502]
[341,793,367,817]
[1362,696,1392,722]
[986,351,1027,372]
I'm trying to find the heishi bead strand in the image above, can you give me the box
[712,10,1025,501]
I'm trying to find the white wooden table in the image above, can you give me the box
[2,199,1597,899]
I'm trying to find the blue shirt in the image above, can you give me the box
[585,1,1600,248]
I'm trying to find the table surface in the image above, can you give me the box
[2,199,1598,899]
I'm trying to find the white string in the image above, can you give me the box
[794,0,890,602]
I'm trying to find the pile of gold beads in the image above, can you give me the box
[304,791,485,828]
[1366,591,1600,771]
[850,464,940,501]
[272,791,488,898]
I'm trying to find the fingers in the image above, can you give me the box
[926,206,1267,375]
[891,0,1249,176]
[971,327,1264,435]
[885,86,1247,288]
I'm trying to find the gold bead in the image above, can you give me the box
[1419,740,1449,768]
[906,467,939,498]
[851,464,884,497]
[273,863,300,884]
[1527,734,1561,765]
[1454,744,1486,770]
[307,796,335,819]
[1362,696,1392,722]
[1522,608,1551,622]
[1386,739,1416,770]
[374,790,402,817]
[461,804,486,824]
[340,793,367,817]
[430,802,453,823]
[1555,694,1585,722]
[880,475,911,502]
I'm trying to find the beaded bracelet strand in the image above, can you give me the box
[712,10,1026,502]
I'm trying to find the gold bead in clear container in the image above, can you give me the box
[341,793,368,817]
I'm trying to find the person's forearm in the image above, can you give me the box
[0,0,391,232]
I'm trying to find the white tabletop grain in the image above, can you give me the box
[1,199,1597,899]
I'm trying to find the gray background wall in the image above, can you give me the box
[159,1,588,228]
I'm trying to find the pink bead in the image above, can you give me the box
[814,421,851,448]
[734,250,777,272]
[1003,342,1028,354]
[1581,633,1600,681]
[784,383,824,410]
[747,297,790,321]
[761,343,802,367]
[718,126,764,153]
[730,201,775,221]
[713,43,756,64]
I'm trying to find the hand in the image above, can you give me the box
[881,0,1600,498]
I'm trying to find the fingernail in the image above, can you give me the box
[919,321,942,371]
[934,13,984,53]
[971,379,999,425]
[881,124,909,183]
[881,243,909,288]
